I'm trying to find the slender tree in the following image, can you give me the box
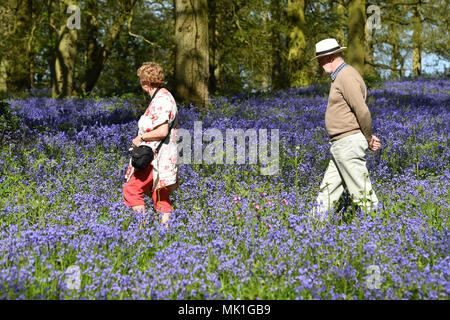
[6,0,34,92]
[389,21,400,79]
[270,0,287,90]
[287,0,308,87]
[364,6,377,80]
[412,0,422,77]
[208,0,220,94]
[0,2,13,93]
[51,0,78,97]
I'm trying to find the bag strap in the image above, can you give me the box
[149,87,162,105]
[155,112,177,153]
[146,87,177,154]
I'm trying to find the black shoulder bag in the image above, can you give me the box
[130,88,177,170]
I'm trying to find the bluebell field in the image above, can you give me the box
[0,78,448,299]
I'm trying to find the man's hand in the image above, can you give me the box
[369,135,381,151]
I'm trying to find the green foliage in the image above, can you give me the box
[0,0,449,98]
[363,72,384,90]
[96,0,176,96]
[0,100,21,144]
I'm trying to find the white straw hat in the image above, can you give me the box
[311,38,346,61]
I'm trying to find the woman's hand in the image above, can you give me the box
[132,123,168,147]
[369,135,381,151]
[132,136,142,147]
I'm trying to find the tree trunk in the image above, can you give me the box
[412,1,422,77]
[270,0,284,90]
[333,1,346,47]
[175,0,209,107]
[81,0,101,94]
[0,2,13,93]
[0,58,8,93]
[54,27,78,97]
[54,0,78,98]
[389,22,399,79]
[287,0,308,87]
[7,0,33,92]
[208,0,220,94]
[347,0,366,76]
[364,15,376,79]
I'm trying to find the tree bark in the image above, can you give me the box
[364,16,376,79]
[389,22,399,79]
[347,0,366,76]
[0,2,13,93]
[175,0,209,107]
[0,58,8,93]
[7,0,33,92]
[333,1,346,47]
[287,0,308,87]
[412,0,422,77]
[270,0,285,90]
[53,0,78,97]
[208,0,219,94]
[54,27,78,97]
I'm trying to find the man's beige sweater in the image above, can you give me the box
[325,64,372,143]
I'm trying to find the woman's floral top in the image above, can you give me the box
[125,88,178,191]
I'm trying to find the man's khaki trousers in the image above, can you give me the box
[314,132,379,221]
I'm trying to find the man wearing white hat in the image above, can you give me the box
[311,38,381,221]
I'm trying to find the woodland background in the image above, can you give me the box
[0,0,448,106]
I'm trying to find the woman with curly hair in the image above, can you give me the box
[123,62,178,227]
